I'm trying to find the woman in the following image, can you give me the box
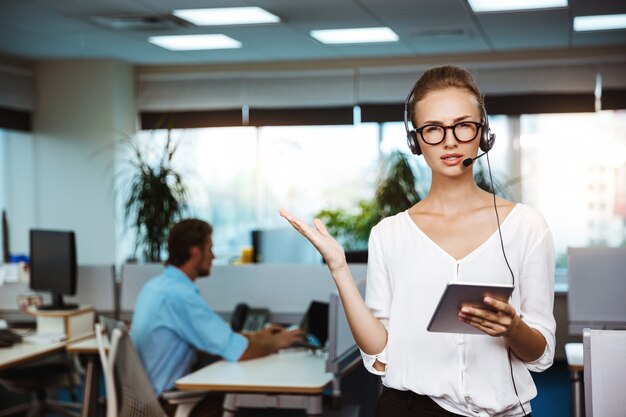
[280,65,555,417]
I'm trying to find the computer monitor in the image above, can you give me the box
[29,229,78,310]
[251,228,321,264]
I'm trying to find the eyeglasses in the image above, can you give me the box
[416,121,483,145]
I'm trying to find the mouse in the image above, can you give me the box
[0,329,22,347]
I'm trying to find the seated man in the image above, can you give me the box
[131,218,304,402]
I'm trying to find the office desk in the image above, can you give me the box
[0,338,66,371]
[565,342,584,417]
[176,349,333,417]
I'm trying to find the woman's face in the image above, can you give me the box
[413,87,482,176]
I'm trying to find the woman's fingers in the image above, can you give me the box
[313,218,331,238]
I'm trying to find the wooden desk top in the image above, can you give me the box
[0,331,95,371]
[66,337,101,354]
[176,349,333,394]
[0,339,66,371]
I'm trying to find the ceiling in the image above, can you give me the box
[0,0,625,66]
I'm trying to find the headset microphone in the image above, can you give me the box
[462,152,488,167]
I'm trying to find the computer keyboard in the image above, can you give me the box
[0,328,22,347]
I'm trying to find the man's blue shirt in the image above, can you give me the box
[130,265,248,394]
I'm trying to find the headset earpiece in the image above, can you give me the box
[479,102,496,152]
[404,89,421,155]
[406,130,421,155]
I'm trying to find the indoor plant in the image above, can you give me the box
[120,129,188,262]
[316,151,513,253]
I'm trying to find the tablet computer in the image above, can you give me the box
[427,282,514,334]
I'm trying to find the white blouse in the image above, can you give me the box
[360,204,556,417]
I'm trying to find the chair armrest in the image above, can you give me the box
[161,390,209,401]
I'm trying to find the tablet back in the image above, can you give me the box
[427,282,514,334]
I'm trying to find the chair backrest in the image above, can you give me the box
[583,328,626,417]
[95,316,167,417]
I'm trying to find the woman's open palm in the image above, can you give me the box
[279,209,347,271]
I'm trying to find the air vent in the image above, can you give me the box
[411,28,468,39]
[92,14,189,31]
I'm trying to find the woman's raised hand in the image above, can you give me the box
[279,209,347,272]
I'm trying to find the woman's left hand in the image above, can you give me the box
[458,297,520,337]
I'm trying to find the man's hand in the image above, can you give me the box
[239,324,305,360]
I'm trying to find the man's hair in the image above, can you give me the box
[166,219,213,266]
[409,65,484,124]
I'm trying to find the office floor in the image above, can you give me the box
[531,360,571,417]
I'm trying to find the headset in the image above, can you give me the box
[403,88,495,156]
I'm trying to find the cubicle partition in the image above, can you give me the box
[118,263,368,326]
[326,278,367,404]
[0,264,116,323]
[197,264,367,324]
[66,265,116,318]
[119,263,164,321]
[567,247,626,335]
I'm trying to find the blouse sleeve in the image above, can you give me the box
[518,219,557,372]
[360,224,392,375]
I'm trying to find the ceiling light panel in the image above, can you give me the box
[310,27,399,44]
[173,7,280,26]
[574,14,626,32]
[148,34,242,51]
[467,0,568,13]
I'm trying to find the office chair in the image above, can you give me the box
[95,316,206,417]
[0,352,82,417]
[583,328,626,417]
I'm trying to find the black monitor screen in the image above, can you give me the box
[29,229,78,310]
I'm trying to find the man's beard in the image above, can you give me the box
[197,267,210,278]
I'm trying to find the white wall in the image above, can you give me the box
[1,129,36,254]
[24,60,136,263]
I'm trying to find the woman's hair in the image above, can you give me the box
[409,65,484,124]
[166,218,213,266]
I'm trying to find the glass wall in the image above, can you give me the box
[519,111,626,272]
[125,110,626,283]
[131,124,380,263]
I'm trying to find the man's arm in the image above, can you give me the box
[238,325,304,361]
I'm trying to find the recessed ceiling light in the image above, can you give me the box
[574,14,626,31]
[310,27,399,44]
[173,7,280,26]
[467,0,568,13]
[148,34,242,51]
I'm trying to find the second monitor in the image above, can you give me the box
[29,229,79,310]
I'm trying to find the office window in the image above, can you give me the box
[520,111,626,275]
[128,124,380,263]
[256,124,379,227]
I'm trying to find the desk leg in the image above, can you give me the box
[222,394,237,417]
[81,355,100,417]
[569,368,585,417]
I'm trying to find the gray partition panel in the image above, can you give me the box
[65,265,116,313]
[583,329,626,417]
[327,275,366,375]
[568,247,626,335]
[120,263,164,312]
[119,263,367,324]
[1,264,114,322]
